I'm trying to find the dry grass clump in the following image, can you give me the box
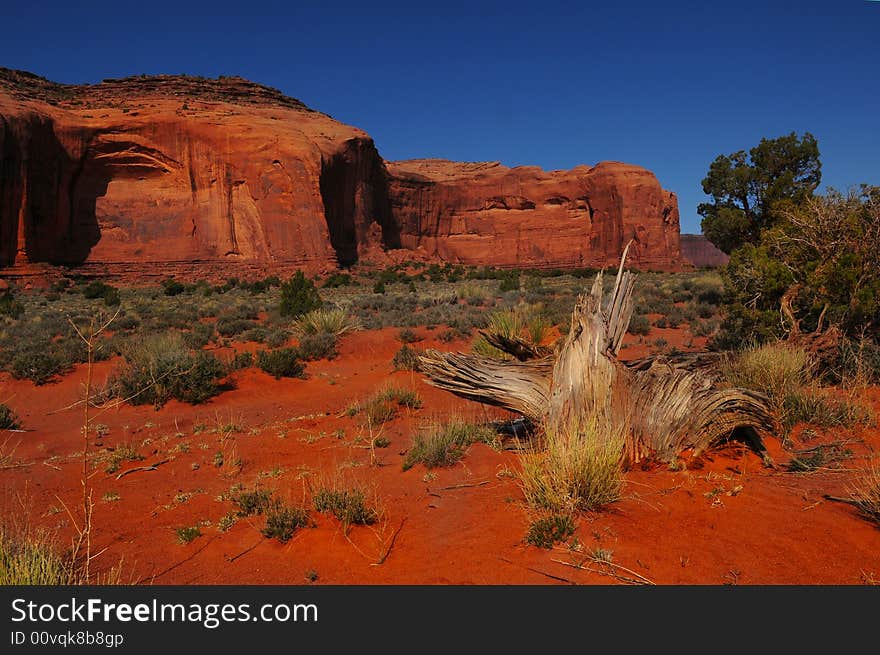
[848,465,880,526]
[723,342,812,414]
[0,524,72,585]
[519,419,624,515]
[403,419,500,471]
[723,341,871,434]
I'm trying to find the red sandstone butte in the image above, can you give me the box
[387,159,683,270]
[1,69,684,274]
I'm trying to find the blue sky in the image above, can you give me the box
[1,1,877,233]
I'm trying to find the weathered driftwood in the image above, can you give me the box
[419,245,773,464]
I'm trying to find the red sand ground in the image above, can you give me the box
[2,326,879,585]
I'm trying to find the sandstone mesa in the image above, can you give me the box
[0,69,685,276]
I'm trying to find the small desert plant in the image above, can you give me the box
[0,404,21,430]
[294,307,359,338]
[227,351,254,371]
[103,442,144,474]
[0,524,72,584]
[296,332,338,361]
[110,334,226,407]
[313,485,378,527]
[525,313,550,346]
[786,442,852,473]
[257,348,305,379]
[403,420,499,470]
[525,513,576,549]
[175,526,202,544]
[230,488,275,517]
[9,349,71,385]
[261,503,311,542]
[377,386,422,409]
[472,309,522,360]
[519,420,624,514]
[392,344,422,371]
[848,465,880,526]
[357,386,423,427]
[362,397,398,426]
[723,342,812,415]
[781,389,871,434]
[397,328,421,344]
[627,314,651,336]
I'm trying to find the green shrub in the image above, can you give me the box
[627,314,651,336]
[227,351,254,371]
[110,334,226,408]
[722,342,811,416]
[526,514,576,549]
[231,488,274,517]
[82,281,113,300]
[175,526,202,544]
[280,271,322,318]
[323,273,352,288]
[313,487,377,526]
[781,390,871,434]
[216,316,258,337]
[10,349,70,385]
[261,504,311,542]
[80,281,119,307]
[183,322,215,349]
[162,279,187,296]
[499,273,520,292]
[392,344,421,371]
[397,328,421,344]
[0,404,21,430]
[377,386,423,409]
[257,348,305,379]
[403,420,499,471]
[296,332,338,361]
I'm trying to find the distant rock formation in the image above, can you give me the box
[1,68,685,274]
[387,159,683,270]
[680,234,729,268]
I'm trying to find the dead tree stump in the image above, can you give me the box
[419,247,773,464]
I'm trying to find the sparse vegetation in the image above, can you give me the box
[261,503,311,542]
[103,442,145,473]
[392,344,422,371]
[525,513,576,549]
[848,465,880,526]
[257,348,305,379]
[313,484,378,527]
[230,488,274,517]
[0,404,21,430]
[519,421,623,514]
[175,526,202,544]
[403,420,499,470]
[109,334,226,408]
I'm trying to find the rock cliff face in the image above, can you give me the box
[680,234,729,268]
[1,69,683,274]
[0,69,392,270]
[387,159,682,270]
